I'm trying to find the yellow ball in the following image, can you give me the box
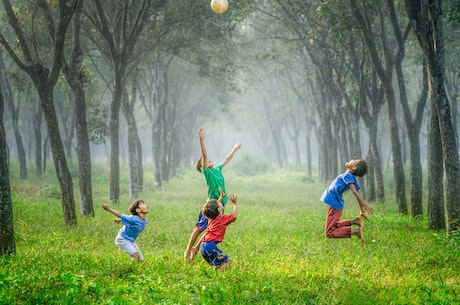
[210,0,228,14]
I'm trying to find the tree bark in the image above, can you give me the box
[428,102,445,229]
[62,0,94,216]
[109,70,122,202]
[405,0,460,232]
[388,0,427,216]
[151,56,166,188]
[0,49,27,179]
[122,84,143,198]
[0,82,16,256]
[399,60,428,217]
[32,102,43,177]
[37,84,77,225]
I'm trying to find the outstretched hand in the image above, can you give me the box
[228,194,237,204]
[217,187,228,203]
[360,205,374,221]
[199,128,205,139]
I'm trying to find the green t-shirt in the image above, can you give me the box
[203,163,227,204]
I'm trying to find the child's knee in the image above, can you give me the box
[325,230,333,238]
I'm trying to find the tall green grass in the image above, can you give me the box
[1,166,458,304]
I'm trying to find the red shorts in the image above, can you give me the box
[325,206,352,238]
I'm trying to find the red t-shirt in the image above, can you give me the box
[202,214,235,243]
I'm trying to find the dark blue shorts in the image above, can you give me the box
[200,241,229,267]
[195,210,209,231]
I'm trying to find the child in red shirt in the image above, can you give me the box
[184,128,241,263]
[199,192,238,271]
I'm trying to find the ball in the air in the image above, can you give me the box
[210,0,228,14]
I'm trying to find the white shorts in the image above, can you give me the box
[115,236,144,261]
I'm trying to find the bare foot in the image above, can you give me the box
[190,246,199,262]
[184,250,192,263]
[358,226,365,244]
[215,258,232,272]
[360,212,369,222]
[352,216,363,228]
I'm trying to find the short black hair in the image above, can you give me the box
[128,199,144,215]
[354,159,368,177]
[202,199,220,220]
[195,157,203,173]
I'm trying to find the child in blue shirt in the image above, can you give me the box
[321,159,373,243]
[102,199,149,262]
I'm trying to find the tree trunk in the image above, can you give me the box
[349,0,407,213]
[445,70,459,148]
[109,71,122,202]
[151,57,165,188]
[33,102,43,177]
[398,59,428,217]
[337,113,349,162]
[43,135,49,174]
[366,148,376,201]
[0,83,16,256]
[316,79,339,182]
[37,84,77,225]
[366,122,385,203]
[61,101,75,160]
[121,80,144,198]
[74,83,94,216]
[405,0,460,233]
[365,100,385,204]
[136,135,143,193]
[434,81,460,232]
[160,75,169,182]
[428,103,445,229]
[305,123,312,181]
[384,85,408,214]
[0,49,27,179]
[127,116,141,198]
[62,2,94,216]
[390,1,427,216]
[123,103,142,198]
[395,61,424,216]
[270,123,285,168]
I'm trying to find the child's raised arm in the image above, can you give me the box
[199,128,208,168]
[102,204,121,218]
[222,143,241,165]
[228,194,238,220]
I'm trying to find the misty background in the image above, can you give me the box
[1,0,459,230]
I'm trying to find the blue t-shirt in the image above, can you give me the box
[118,214,147,242]
[203,163,227,204]
[320,172,360,210]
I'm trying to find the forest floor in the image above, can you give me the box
[1,168,459,304]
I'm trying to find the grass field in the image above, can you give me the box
[1,166,459,304]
